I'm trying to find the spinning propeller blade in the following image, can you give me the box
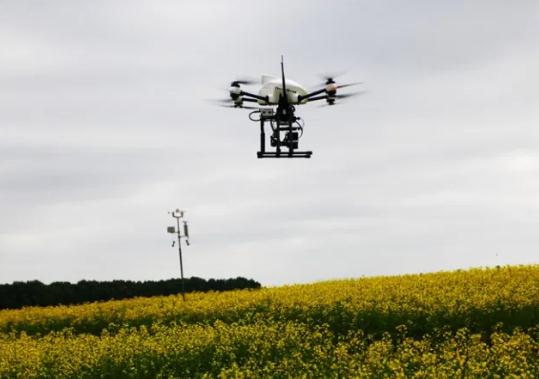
[333,91,365,99]
[336,82,362,89]
[208,98,258,110]
[219,104,259,110]
[319,71,347,83]
[230,77,257,86]
[316,71,361,90]
[319,91,366,106]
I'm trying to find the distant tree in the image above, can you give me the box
[0,277,261,310]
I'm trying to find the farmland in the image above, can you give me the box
[1,265,538,377]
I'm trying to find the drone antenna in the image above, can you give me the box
[280,55,287,102]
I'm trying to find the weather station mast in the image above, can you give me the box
[167,209,190,301]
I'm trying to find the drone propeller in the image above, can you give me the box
[333,91,364,99]
[230,77,257,87]
[318,91,366,107]
[322,78,362,91]
[319,71,347,83]
[208,98,259,110]
[316,71,362,90]
[335,82,362,89]
[212,98,233,104]
[219,104,259,110]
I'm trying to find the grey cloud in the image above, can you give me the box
[1,0,538,285]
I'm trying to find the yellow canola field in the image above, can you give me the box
[1,265,538,377]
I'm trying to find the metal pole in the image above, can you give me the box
[176,216,185,301]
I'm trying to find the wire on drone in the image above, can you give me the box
[249,110,261,122]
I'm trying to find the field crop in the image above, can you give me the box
[1,265,538,377]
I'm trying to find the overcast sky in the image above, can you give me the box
[1,0,538,285]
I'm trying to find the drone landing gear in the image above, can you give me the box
[256,109,312,159]
[258,152,312,158]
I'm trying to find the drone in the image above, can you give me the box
[217,56,361,158]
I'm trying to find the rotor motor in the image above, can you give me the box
[229,85,241,100]
[324,78,337,105]
[228,84,243,106]
[325,83,337,96]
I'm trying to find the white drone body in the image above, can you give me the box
[229,75,341,107]
[253,75,308,105]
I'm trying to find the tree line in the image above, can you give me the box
[0,277,261,310]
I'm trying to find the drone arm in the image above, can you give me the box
[305,95,329,102]
[242,98,258,103]
[240,91,269,103]
[298,88,327,102]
